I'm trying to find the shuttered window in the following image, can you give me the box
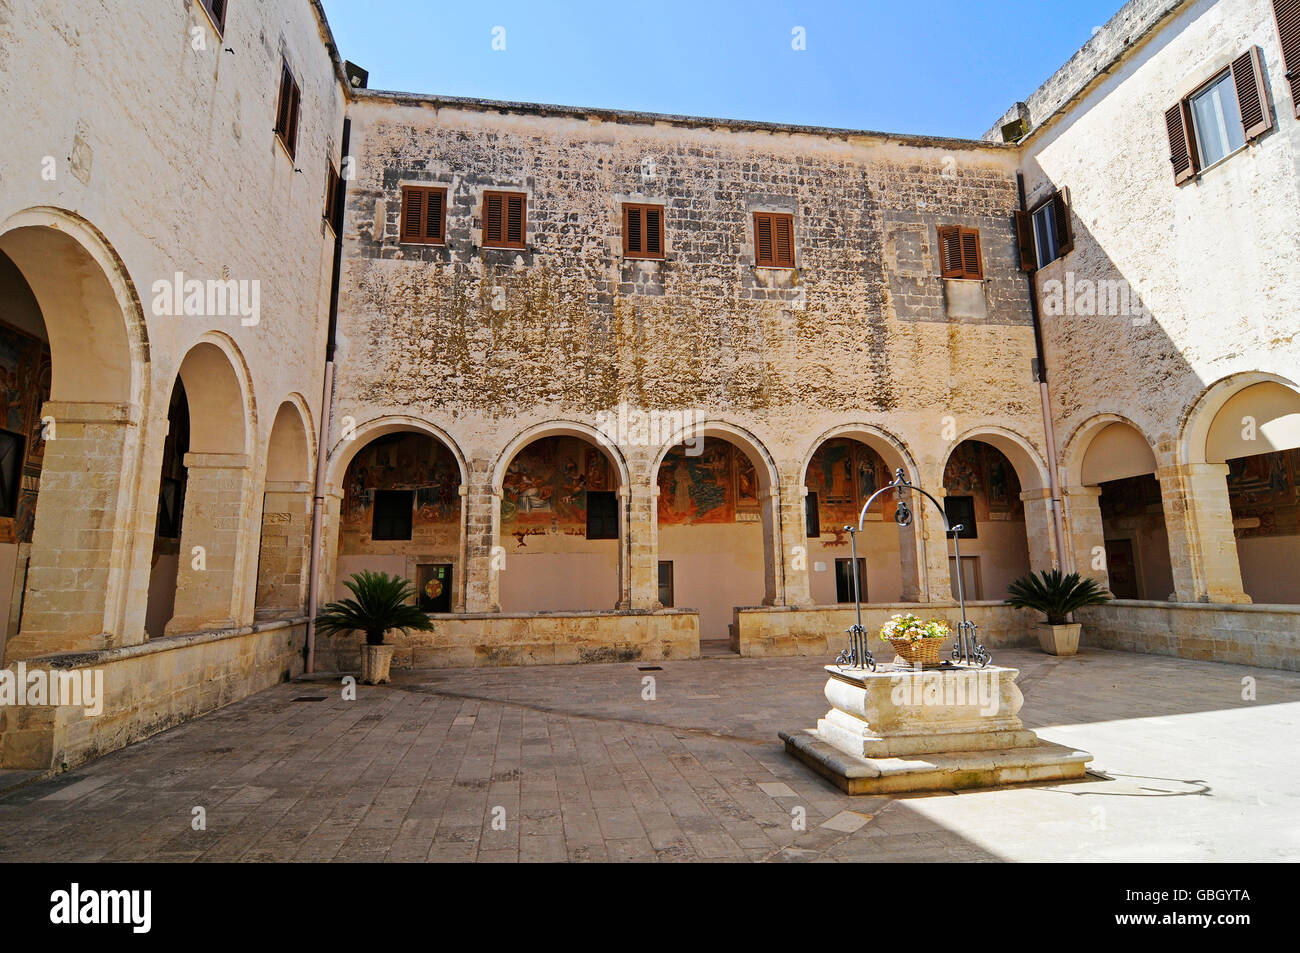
[937,226,983,280]
[754,212,795,267]
[1273,0,1300,118]
[1015,190,1074,271]
[274,60,301,160]
[199,0,227,33]
[483,191,527,249]
[400,186,447,245]
[324,164,342,232]
[1164,47,1272,183]
[623,203,665,259]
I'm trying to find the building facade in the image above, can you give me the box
[0,0,1296,770]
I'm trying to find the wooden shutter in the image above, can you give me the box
[275,62,300,159]
[645,207,662,256]
[1050,190,1074,256]
[624,205,643,255]
[623,204,665,258]
[939,226,982,279]
[483,193,503,246]
[423,189,444,241]
[1165,100,1198,184]
[400,187,445,244]
[202,0,227,33]
[959,229,982,279]
[754,212,794,267]
[1231,46,1274,141]
[755,214,774,265]
[505,194,524,246]
[325,165,341,231]
[1014,211,1037,271]
[483,192,525,248]
[1274,0,1300,118]
[773,216,793,266]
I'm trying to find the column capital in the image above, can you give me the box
[1062,484,1103,499]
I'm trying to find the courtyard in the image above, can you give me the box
[1,647,1295,863]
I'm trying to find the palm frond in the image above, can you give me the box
[1005,569,1110,625]
[314,570,435,645]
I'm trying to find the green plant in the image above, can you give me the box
[879,613,951,644]
[314,571,435,646]
[1005,569,1111,625]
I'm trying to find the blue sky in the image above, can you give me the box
[318,1,1125,139]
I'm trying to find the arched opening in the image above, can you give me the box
[1205,381,1300,604]
[255,400,314,620]
[144,382,189,637]
[0,212,148,659]
[497,434,621,613]
[654,432,775,640]
[803,433,911,604]
[337,430,464,612]
[942,439,1032,601]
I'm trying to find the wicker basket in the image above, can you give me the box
[888,637,945,668]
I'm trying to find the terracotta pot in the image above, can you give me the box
[361,644,395,684]
[1037,623,1082,657]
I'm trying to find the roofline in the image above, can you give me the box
[350,87,1016,153]
[307,0,353,95]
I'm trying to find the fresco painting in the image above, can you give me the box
[943,441,1024,521]
[341,433,462,550]
[500,436,613,535]
[0,319,51,545]
[805,438,889,530]
[1227,448,1300,538]
[658,438,760,525]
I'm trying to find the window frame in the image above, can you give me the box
[834,558,866,604]
[585,490,619,540]
[944,495,978,540]
[399,185,449,246]
[1165,46,1273,184]
[1031,202,1058,270]
[481,190,528,250]
[622,203,666,260]
[657,561,675,608]
[324,163,342,233]
[273,59,301,160]
[753,211,796,268]
[1187,68,1247,172]
[197,0,228,36]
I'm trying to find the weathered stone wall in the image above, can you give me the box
[1078,601,1300,669]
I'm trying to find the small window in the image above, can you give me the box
[324,164,342,232]
[754,212,795,268]
[834,558,866,604]
[274,60,301,159]
[623,203,665,259]
[1017,190,1074,271]
[937,226,983,280]
[586,490,618,540]
[1165,47,1272,183]
[1190,71,1247,168]
[805,492,820,539]
[657,561,674,608]
[400,186,447,245]
[944,495,977,540]
[482,191,527,249]
[372,490,414,541]
[199,0,228,34]
[0,430,23,519]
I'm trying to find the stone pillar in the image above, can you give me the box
[166,453,255,634]
[9,401,142,659]
[779,483,812,607]
[898,517,924,602]
[758,488,783,606]
[625,475,660,609]
[1020,487,1061,573]
[1063,485,1108,590]
[1157,463,1251,604]
[255,480,313,619]
[917,484,953,602]
[462,473,500,613]
[318,490,343,606]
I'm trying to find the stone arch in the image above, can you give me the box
[648,419,779,494]
[799,422,919,488]
[1061,413,1159,488]
[943,425,1050,492]
[174,333,256,457]
[264,396,315,484]
[328,415,469,492]
[0,208,153,658]
[255,398,317,618]
[1180,372,1300,466]
[491,419,630,495]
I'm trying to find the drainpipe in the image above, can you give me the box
[306,116,351,674]
[1017,172,1068,573]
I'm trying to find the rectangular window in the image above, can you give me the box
[274,60,301,160]
[372,490,414,541]
[0,430,22,519]
[805,492,820,539]
[657,561,674,608]
[937,226,983,280]
[482,191,527,249]
[1165,47,1272,183]
[753,212,795,267]
[834,558,866,604]
[1017,190,1074,270]
[199,0,228,34]
[944,495,977,540]
[400,186,447,245]
[324,164,342,232]
[586,490,618,540]
[623,203,665,259]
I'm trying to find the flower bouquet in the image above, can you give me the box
[879,613,951,668]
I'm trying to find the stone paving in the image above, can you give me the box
[0,647,1297,862]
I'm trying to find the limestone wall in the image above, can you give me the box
[1078,601,1300,669]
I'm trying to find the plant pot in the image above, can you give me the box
[887,637,945,669]
[1037,623,1082,657]
[361,644,395,684]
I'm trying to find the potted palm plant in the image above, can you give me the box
[314,570,435,684]
[1005,569,1111,657]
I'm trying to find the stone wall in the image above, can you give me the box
[1078,601,1300,669]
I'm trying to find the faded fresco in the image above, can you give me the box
[0,319,51,545]
[500,436,614,538]
[341,433,462,553]
[805,438,889,530]
[942,440,1025,521]
[657,438,760,525]
[1227,448,1300,538]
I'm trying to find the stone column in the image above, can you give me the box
[779,483,812,607]
[166,452,256,634]
[1062,485,1108,590]
[9,401,143,659]
[917,484,953,602]
[462,472,500,613]
[898,516,924,602]
[255,480,313,618]
[625,475,660,609]
[1157,462,1251,604]
[1021,487,1061,573]
[318,490,344,606]
[758,488,783,606]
